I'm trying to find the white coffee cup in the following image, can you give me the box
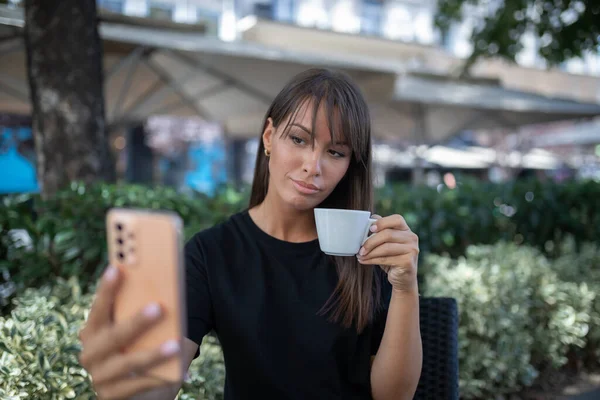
[314,208,377,256]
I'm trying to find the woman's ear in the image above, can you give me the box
[262,117,274,154]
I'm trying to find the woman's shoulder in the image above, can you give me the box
[185,210,250,253]
[184,210,256,277]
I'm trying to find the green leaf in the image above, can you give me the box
[62,247,80,262]
[49,311,68,331]
[0,341,10,354]
[54,231,75,246]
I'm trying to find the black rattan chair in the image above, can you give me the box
[413,297,459,400]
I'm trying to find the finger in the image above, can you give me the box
[371,214,410,233]
[359,252,419,268]
[82,265,121,335]
[371,214,382,220]
[360,229,416,256]
[358,255,396,266]
[95,375,171,400]
[358,243,414,264]
[91,340,181,385]
[80,303,163,367]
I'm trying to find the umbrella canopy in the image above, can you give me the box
[1,6,600,143]
[0,8,397,139]
[389,72,600,143]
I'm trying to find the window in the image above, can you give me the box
[149,2,174,20]
[253,3,274,20]
[273,0,296,24]
[197,7,221,35]
[382,3,414,41]
[361,0,382,36]
[331,0,360,34]
[296,0,329,29]
[98,0,124,13]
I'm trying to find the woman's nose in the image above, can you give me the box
[302,151,322,176]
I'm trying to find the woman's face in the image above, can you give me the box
[263,101,351,212]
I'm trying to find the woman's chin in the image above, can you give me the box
[286,194,323,212]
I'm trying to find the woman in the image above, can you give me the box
[79,68,422,400]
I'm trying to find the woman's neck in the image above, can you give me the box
[249,191,317,243]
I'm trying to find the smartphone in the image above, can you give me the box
[106,208,187,384]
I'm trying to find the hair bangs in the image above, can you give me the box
[278,87,370,167]
[328,84,370,166]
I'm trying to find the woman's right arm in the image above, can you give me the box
[78,266,200,400]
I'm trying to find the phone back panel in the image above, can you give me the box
[106,208,186,384]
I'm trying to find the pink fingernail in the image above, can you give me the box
[370,225,378,232]
[143,303,161,319]
[104,266,118,282]
[161,340,180,356]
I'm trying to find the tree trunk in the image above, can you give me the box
[24,0,115,199]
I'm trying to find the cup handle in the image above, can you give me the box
[361,218,378,246]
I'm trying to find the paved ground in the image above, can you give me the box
[511,372,600,400]
[560,373,600,399]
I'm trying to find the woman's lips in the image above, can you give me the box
[291,179,320,195]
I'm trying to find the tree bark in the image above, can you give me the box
[24,0,115,199]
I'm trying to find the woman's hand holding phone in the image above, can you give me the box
[78,265,181,399]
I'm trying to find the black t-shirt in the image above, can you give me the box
[184,210,392,399]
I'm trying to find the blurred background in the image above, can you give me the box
[0,0,599,399]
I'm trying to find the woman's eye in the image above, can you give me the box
[291,136,305,145]
[329,149,346,158]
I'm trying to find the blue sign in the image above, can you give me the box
[184,140,228,196]
[0,126,40,194]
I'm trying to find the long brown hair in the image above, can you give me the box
[249,68,382,333]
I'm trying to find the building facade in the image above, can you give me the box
[97,0,600,77]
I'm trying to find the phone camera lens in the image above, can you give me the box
[117,252,125,260]
[117,238,124,245]
[116,223,123,231]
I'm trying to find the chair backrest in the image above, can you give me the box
[413,297,459,400]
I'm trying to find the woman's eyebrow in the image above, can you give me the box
[289,123,312,134]
[289,123,348,146]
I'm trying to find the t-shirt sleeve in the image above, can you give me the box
[370,268,393,355]
[184,233,214,358]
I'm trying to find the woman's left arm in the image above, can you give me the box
[358,214,423,400]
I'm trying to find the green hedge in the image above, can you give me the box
[551,239,600,366]
[1,240,598,399]
[2,179,600,300]
[377,177,600,257]
[0,277,225,400]
[421,239,599,399]
[0,182,247,300]
[1,179,599,396]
